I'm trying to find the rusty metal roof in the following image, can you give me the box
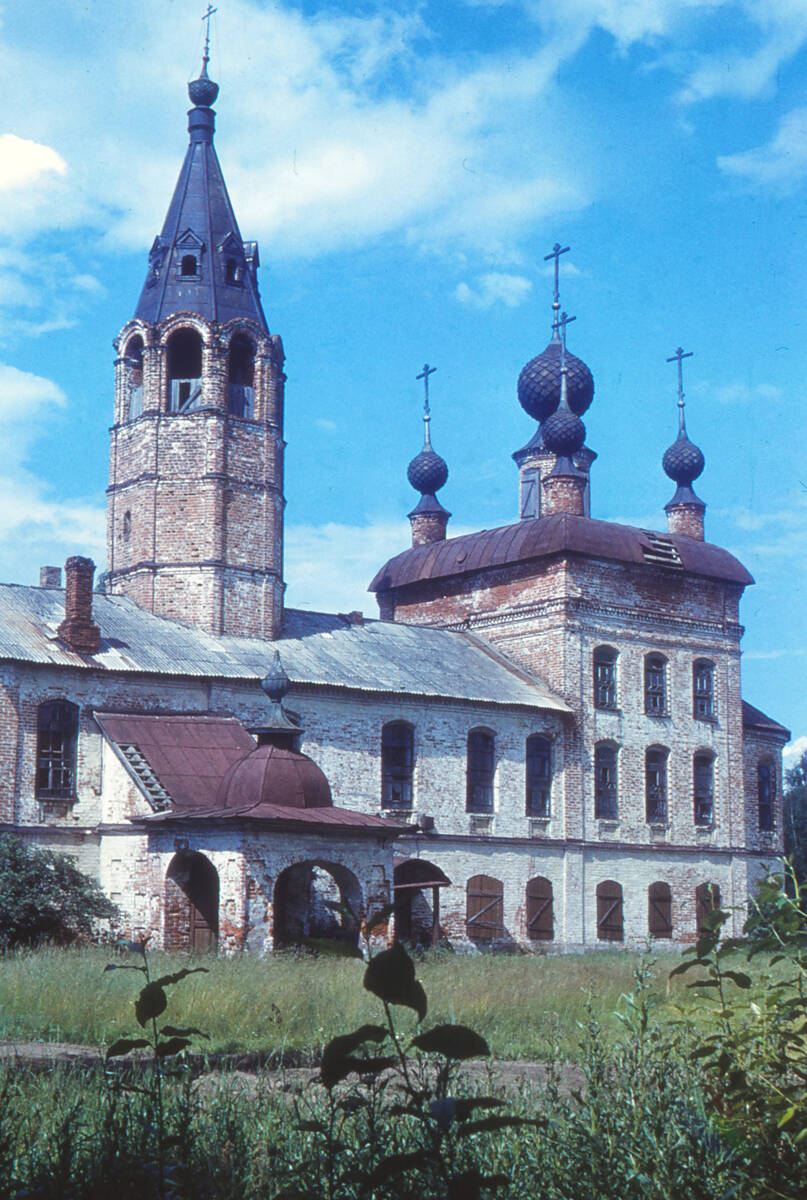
[0,585,570,713]
[369,513,754,593]
[138,802,407,832]
[741,700,791,739]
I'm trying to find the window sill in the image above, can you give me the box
[693,714,718,724]
[645,711,670,719]
[597,819,620,829]
[594,706,621,715]
[469,814,494,835]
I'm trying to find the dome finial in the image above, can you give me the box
[541,311,586,461]
[407,363,450,546]
[666,345,694,436]
[662,345,704,489]
[543,241,570,343]
[188,5,220,108]
[416,362,437,448]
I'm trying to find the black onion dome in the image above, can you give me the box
[407,447,448,494]
[662,431,705,486]
[518,341,594,422]
[541,408,586,457]
[261,651,290,702]
[188,71,219,108]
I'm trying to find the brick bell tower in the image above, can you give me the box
[107,37,285,639]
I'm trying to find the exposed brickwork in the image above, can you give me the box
[666,503,705,540]
[410,512,448,546]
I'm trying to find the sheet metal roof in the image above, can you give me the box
[369,513,754,592]
[0,585,569,713]
[741,700,791,739]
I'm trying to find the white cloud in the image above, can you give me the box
[0,362,65,422]
[0,133,66,191]
[693,380,782,405]
[455,272,532,308]
[784,735,807,770]
[718,106,807,190]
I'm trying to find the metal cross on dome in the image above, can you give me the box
[202,4,217,68]
[666,346,694,432]
[544,241,570,340]
[416,363,436,417]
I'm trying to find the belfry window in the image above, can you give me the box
[125,335,144,419]
[644,654,667,716]
[645,746,668,823]
[593,646,618,710]
[693,660,715,720]
[693,752,715,826]
[381,722,414,810]
[525,735,551,816]
[167,328,203,412]
[466,729,494,813]
[594,742,619,819]
[36,700,79,800]
[228,334,255,418]
[225,257,240,284]
[758,760,775,831]
[180,254,198,277]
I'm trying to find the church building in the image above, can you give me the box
[0,45,789,953]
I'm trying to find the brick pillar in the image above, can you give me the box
[58,557,101,654]
[410,509,449,546]
[542,470,586,516]
[666,501,705,541]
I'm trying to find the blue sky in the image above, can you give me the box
[0,0,805,754]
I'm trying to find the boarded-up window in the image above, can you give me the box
[381,722,414,809]
[466,730,495,812]
[466,874,503,940]
[526,876,553,941]
[758,760,775,831]
[525,735,551,816]
[696,883,721,939]
[596,880,624,942]
[648,882,673,938]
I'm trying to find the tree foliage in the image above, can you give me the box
[784,749,807,885]
[0,834,117,950]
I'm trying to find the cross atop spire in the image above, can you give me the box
[201,5,217,75]
[558,310,576,409]
[666,346,694,433]
[416,363,437,446]
[544,242,570,342]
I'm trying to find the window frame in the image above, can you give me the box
[593,646,619,711]
[693,751,715,826]
[380,721,414,810]
[466,729,495,813]
[645,745,669,823]
[693,659,716,721]
[594,741,619,820]
[36,699,79,801]
[644,654,668,717]
[758,759,776,831]
[525,734,552,817]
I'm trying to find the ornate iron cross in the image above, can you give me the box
[544,242,570,338]
[416,363,436,416]
[666,346,693,431]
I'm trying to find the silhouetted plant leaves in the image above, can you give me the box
[366,1151,428,1186]
[106,1036,150,1058]
[412,1024,489,1060]
[153,967,208,988]
[135,982,167,1027]
[363,943,427,1020]
[457,1115,541,1136]
[160,1024,209,1039]
[320,1025,390,1088]
[155,1037,191,1057]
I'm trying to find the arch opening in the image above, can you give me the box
[228,333,255,418]
[273,860,361,950]
[125,335,144,419]
[393,858,449,948]
[165,851,219,953]
[167,328,203,412]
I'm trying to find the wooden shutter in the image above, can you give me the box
[648,882,672,938]
[596,880,624,942]
[526,876,553,941]
[696,883,721,938]
[466,875,503,940]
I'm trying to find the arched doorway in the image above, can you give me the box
[393,858,450,948]
[165,851,219,953]
[273,861,362,950]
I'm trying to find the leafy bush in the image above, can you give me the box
[0,834,117,949]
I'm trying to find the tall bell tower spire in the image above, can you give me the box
[107,18,286,639]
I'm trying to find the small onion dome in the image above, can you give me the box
[261,651,290,703]
[662,430,705,486]
[518,341,594,422]
[215,743,333,811]
[541,407,586,458]
[188,68,219,108]
[407,447,448,495]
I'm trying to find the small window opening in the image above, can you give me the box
[225,257,240,284]
[593,646,618,710]
[693,660,715,720]
[758,760,775,831]
[180,254,198,277]
[167,328,203,412]
[466,730,494,813]
[595,742,618,819]
[228,334,255,418]
[694,753,714,825]
[645,746,668,823]
[122,510,131,542]
[125,335,144,419]
[525,735,551,816]
[36,700,79,800]
[645,654,667,716]
[381,722,414,809]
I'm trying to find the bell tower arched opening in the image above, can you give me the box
[228,333,255,417]
[167,328,203,412]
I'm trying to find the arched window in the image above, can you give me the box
[466,875,503,940]
[180,253,198,277]
[693,659,715,720]
[696,882,721,938]
[648,882,673,938]
[596,880,624,942]
[644,654,667,716]
[758,760,775,831]
[125,335,144,419]
[526,876,553,941]
[594,742,619,819]
[228,334,255,418]
[645,746,669,822]
[694,752,715,825]
[381,722,414,809]
[466,729,494,812]
[593,646,618,710]
[36,700,79,800]
[166,328,203,412]
[525,735,551,816]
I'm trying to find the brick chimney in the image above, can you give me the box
[40,565,62,587]
[58,556,101,654]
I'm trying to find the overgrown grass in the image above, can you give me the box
[0,945,686,1059]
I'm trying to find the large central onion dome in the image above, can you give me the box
[518,340,594,422]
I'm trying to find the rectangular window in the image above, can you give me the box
[693,661,715,720]
[36,700,78,800]
[525,736,551,816]
[594,744,618,819]
[758,761,775,831]
[467,731,494,813]
[645,656,667,716]
[594,648,618,710]
[645,748,668,823]
[694,754,714,825]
